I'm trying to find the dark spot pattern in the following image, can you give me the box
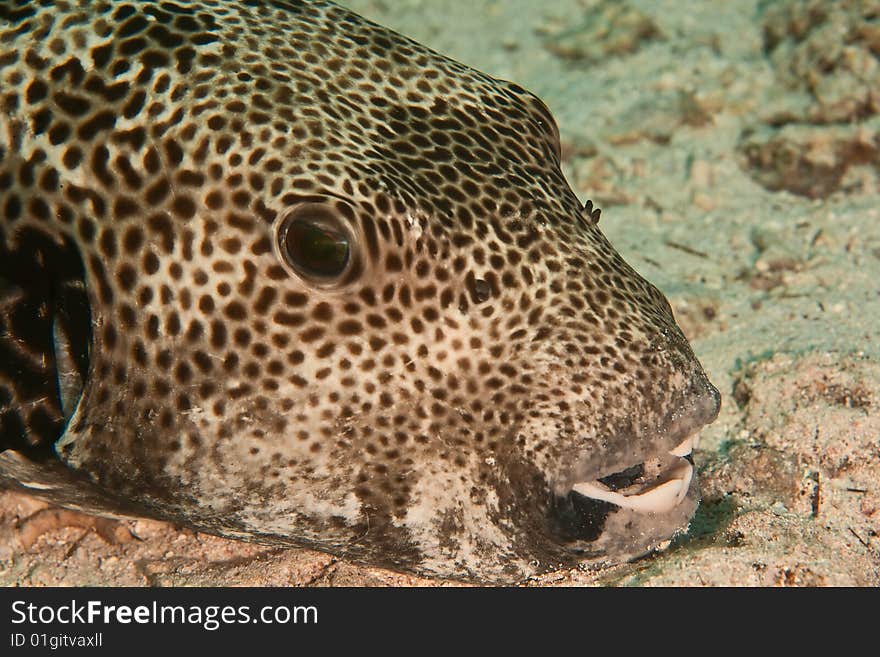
[0,0,718,583]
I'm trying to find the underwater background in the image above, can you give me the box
[2,0,877,585]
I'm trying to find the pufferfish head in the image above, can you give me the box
[3,0,719,581]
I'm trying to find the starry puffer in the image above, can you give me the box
[0,0,720,583]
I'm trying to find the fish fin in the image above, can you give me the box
[0,227,90,460]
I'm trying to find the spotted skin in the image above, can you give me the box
[0,0,720,582]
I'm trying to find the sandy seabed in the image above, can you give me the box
[2,0,878,586]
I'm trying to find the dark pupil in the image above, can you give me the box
[285,220,349,278]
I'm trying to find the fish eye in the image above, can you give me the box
[276,202,354,284]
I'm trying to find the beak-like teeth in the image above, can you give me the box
[669,433,700,457]
[572,460,694,514]
[570,433,701,513]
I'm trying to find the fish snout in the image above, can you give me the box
[700,378,721,425]
[542,363,720,561]
[686,370,721,430]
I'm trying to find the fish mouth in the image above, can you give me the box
[546,431,703,554]
[559,378,719,519]
[547,380,719,556]
[569,433,698,514]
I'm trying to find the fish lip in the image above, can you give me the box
[554,413,707,496]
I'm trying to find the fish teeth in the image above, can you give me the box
[669,433,700,457]
[572,460,694,514]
